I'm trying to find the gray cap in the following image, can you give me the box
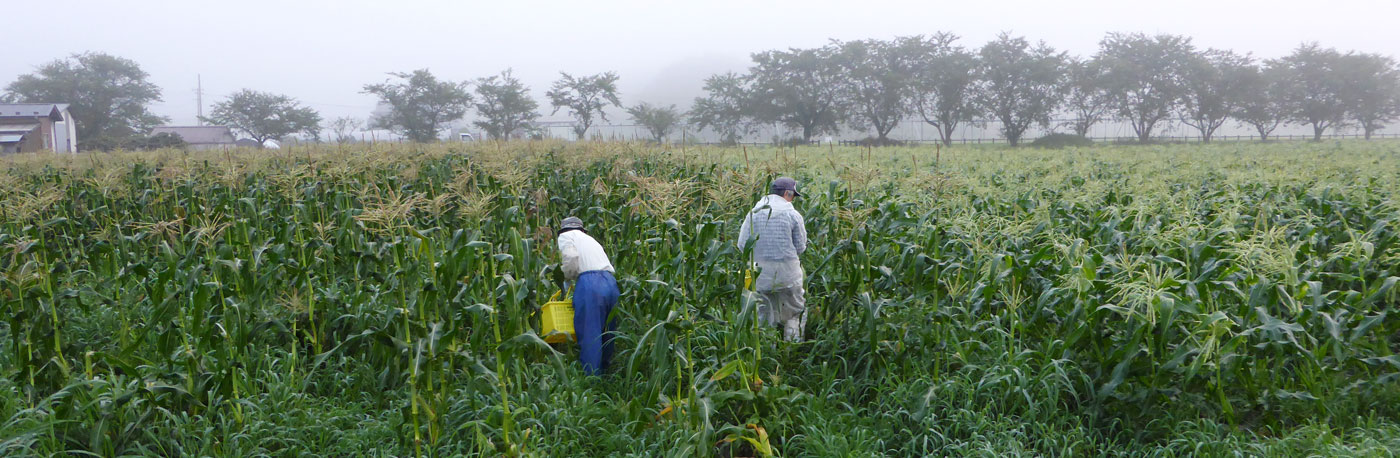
[561,216,584,230]
[770,177,801,197]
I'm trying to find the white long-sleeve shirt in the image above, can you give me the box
[558,230,614,280]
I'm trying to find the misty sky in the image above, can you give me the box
[6,0,1398,132]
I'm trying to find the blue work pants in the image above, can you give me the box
[573,270,619,375]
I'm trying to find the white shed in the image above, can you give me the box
[0,103,77,153]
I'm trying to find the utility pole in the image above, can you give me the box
[196,74,204,125]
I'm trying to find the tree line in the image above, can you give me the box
[694,33,1400,145]
[4,32,1399,149]
[0,54,646,147]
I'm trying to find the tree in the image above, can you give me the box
[203,89,321,146]
[329,116,363,143]
[132,132,186,150]
[1232,63,1289,141]
[1061,57,1113,137]
[3,52,167,144]
[832,38,914,142]
[908,33,980,146]
[1337,52,1400,140]
[689,72,754,144]
[1274,44,1350,141]
[472,69,540,140]
[973,33,1066,146]
[546,72,621,140]
[626,103,683,143]
[1179,49,1252,142]
[83,132,185,152]
[362,69,472,143]
[747,47,845,142]
[1097,33,1196,143]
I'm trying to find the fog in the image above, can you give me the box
[5,0,1398,139]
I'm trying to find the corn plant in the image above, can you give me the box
[0,141,1397,455]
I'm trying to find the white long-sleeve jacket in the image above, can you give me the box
[557,230,615,280]
[738,194,808,291]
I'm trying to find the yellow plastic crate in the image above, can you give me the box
[541,291,575,344]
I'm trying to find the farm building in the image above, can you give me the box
[0,103,77,153]
[149,126,237,150]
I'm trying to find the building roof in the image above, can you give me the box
[0,123,39,134]
[0,134,26,143]
[0,103,67,121]
[150,125,236,145]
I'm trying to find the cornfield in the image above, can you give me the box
[1,141,1398,456]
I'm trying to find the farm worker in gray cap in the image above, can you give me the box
[557,216,620,375]
[738,177,809,341]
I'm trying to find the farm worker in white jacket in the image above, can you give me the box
[557,216,620,375]
[738,177,809,342]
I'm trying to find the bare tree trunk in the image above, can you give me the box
[931,121,956,147]
[1313,123,1325,141]
[877,121,895,142]
[1134,117,1152,143]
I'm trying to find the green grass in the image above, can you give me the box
[0,140,1398,456]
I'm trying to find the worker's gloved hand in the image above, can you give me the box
[549,263,569,295]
